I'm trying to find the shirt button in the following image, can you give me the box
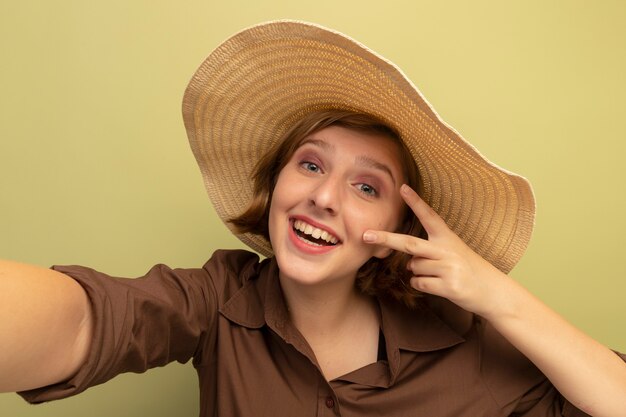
[325,396,335,408]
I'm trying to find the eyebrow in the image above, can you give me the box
[355,155,397,186]
[301,138,397,185]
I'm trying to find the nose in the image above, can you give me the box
[309,175,341,215]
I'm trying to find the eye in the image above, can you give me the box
[356,183,378,197]
[300,161,321,173]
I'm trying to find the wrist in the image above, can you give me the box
[478,270,528,324]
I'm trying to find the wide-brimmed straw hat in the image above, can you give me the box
[182,20,535,273]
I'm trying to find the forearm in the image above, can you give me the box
[0,260,93,392]
[365,186,626,415]
[485,277,626,417]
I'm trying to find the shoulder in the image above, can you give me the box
[202,249,265,280]
[421,295,474,335]
[202,249,268,300]
[475,317,547,408]
[421,296,543,386]
[419,298,548,409]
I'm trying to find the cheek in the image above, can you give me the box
[351,210,395,234]
[365,204,404,233]
[387,197,406,231]
[269,172,289,210]
[267,169,301,236]
[268,176,287,238]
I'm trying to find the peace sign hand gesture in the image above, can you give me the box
[363,184,512,320]
[365,185,626,416]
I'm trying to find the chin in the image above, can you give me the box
[275,253,331,286]
[274,249,365,289]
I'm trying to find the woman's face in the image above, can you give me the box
[268,125,406,287]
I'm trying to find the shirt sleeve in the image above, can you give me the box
[17,260,219,404]
[479,319,626,416]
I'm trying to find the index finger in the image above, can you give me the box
[363,229,442,259]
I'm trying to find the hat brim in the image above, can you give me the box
[182,20,535,274]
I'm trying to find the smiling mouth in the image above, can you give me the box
[292,219,340,246]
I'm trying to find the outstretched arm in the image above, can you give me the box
[0,260,93,393]
[363,184,626,417]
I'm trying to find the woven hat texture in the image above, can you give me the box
[182,20,535,273]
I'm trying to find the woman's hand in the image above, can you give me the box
[363,184,514,319]
[365,184,626,417]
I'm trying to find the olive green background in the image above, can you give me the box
[1,1,625,416]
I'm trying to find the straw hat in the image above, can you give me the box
[182,20,535,274]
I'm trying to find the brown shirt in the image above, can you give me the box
[19,250,624,416]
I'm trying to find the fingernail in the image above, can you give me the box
[400,184,411,195]
[363,231,377,243]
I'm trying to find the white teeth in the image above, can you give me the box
[293,220,339,245]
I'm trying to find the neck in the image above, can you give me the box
[278,272,377,338]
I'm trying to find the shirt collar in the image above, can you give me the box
[219,257,318,364]
[220,257,465,385]
[377,295,465,385]
[219,256,289,331]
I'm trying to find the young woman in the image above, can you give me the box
[2,20,625,417]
